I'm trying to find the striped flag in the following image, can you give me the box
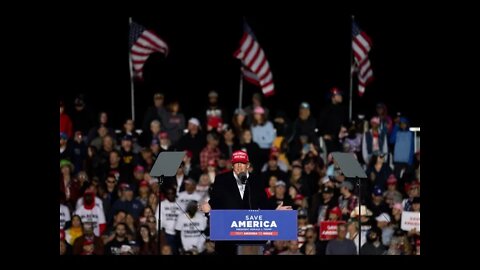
[129,21,169,79]
[352,20,373,96]
[234,21,275,97]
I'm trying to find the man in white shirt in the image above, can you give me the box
[160,187,180,254]
[74,192,106,237]
[60,203,71,230]
[176,178,202,212]
[175,200,207,254]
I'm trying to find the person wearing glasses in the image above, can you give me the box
[365,151,393,193]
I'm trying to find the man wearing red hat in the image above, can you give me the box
[199,150,292,255]
[73,222,104,255]
[317,87,348,154]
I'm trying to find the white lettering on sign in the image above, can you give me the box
[231,220,277,228]
[245,215,263,221]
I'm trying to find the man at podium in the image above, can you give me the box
[199,150,291,255]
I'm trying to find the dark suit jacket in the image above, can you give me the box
[208,171,275,255]
[209,171,274,210]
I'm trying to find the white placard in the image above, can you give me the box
[401,211,420,232]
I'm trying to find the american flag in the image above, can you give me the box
[352,20,373,96]
[234,21,275,97]
[129,21,169,79]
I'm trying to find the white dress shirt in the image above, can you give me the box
[233,171,249,199]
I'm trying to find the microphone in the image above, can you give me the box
[238,172,251,209]
[238,172,247,185]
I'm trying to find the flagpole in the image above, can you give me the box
[239,69,243,109]
[349,15,354,122]
[128,17,136,121]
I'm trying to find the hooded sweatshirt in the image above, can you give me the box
[74,192,106,236]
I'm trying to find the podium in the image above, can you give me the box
[209,210,297,255]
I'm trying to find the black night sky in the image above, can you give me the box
[62,14,422,129]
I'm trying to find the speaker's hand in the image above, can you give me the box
[199,201,211,213]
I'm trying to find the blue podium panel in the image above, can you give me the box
[209,210,297,241]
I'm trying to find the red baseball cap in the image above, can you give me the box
[253,106,265,114]
[370,117,380,126]
[83,239,94,246]
[387,174,397,185]
[231,150,249,164]
[159,132,169,139]
[330,87,343,96]
[134,165,145,173]
[120,183,132,191]
[329,206,342,217]
[294,194,305,201]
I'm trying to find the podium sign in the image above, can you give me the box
[209,210,297,241]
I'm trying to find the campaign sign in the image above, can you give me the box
[209,210,297,241]
[319,221,346,240]
[401,211,420,232]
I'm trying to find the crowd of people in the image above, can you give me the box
[59,88,420,255]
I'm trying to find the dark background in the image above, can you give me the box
[61,14,422,129]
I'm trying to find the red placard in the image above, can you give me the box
[319,221,346,240]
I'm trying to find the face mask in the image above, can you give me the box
[85,195,93,204]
